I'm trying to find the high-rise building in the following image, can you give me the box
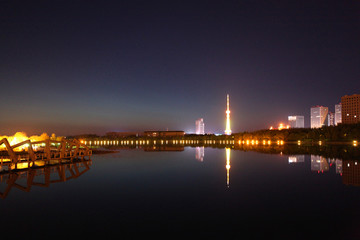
[310,106,328,128]
[288,116,304,128]
[341,94,360,124]
[225,94,232,135]
[335,103,342,125]
[195,118,205,135]
[328,112,335,126]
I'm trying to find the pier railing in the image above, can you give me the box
[0,138,92,166]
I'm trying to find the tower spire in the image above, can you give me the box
[225,94,232,135]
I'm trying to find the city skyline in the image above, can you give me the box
[1,1,359,136]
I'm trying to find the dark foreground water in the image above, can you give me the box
[1,147,360,238]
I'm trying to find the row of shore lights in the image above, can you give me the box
[81,139,358,147]
[81,140,236,146]
[238,139,284,145]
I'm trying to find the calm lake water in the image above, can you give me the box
[1,147,360,238]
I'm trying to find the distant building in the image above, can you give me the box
[144,131,185,138]
[311,106,328,128]
[335,103,342,125]
[195,118,205,135]
[341,94,360,124]
[105,132,141,138]
[328,112,335,126]
[288,116,304,128]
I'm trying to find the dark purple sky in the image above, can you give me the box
[1,0,359,136]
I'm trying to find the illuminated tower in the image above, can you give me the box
[226,147,231,188]
[225,94,232,135]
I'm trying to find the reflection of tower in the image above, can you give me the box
[195,146,204,162]
[225,94,232,135]
[226,147,231,188]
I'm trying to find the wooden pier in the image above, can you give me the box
[0,138,92,170]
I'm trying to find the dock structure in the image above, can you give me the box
[0,138,92,170]
[0,158,92,199]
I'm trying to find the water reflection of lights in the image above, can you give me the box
[226,148,231,188]
[288,155,305,164]
[0,159,92,199]
[195,147,204,162]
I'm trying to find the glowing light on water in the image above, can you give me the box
[226,148,231,188]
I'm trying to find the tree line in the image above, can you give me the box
[234,123,360,143]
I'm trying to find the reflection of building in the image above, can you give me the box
[288,155,305,164]
[195,118,205,135]
[341,94,360,124]
[288,116,304,128]
[328,112,335,126]
[195,147,204,162]
[311,155,329,173]
[342,160,360,186]
[226,148,231,188]
[143,146,184,152]
[335,159,342,175]
[335,103,342,125]
[311,106,328,128]
[144,131,185,137]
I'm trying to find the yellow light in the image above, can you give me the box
[225,94,232,135]
[354,140,358,146]
[246,140,250,145]
[226,147,231,187]
[268,140,271,145]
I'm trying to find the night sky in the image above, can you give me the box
[1,0,359,136]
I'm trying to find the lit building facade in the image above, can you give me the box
[335,103,342,125]
[328,112,335,126]
[310,106,328,128]
[144,131,185,137]
[195,118,205,135]
[341,94,360,124]
[288,116,304,128]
